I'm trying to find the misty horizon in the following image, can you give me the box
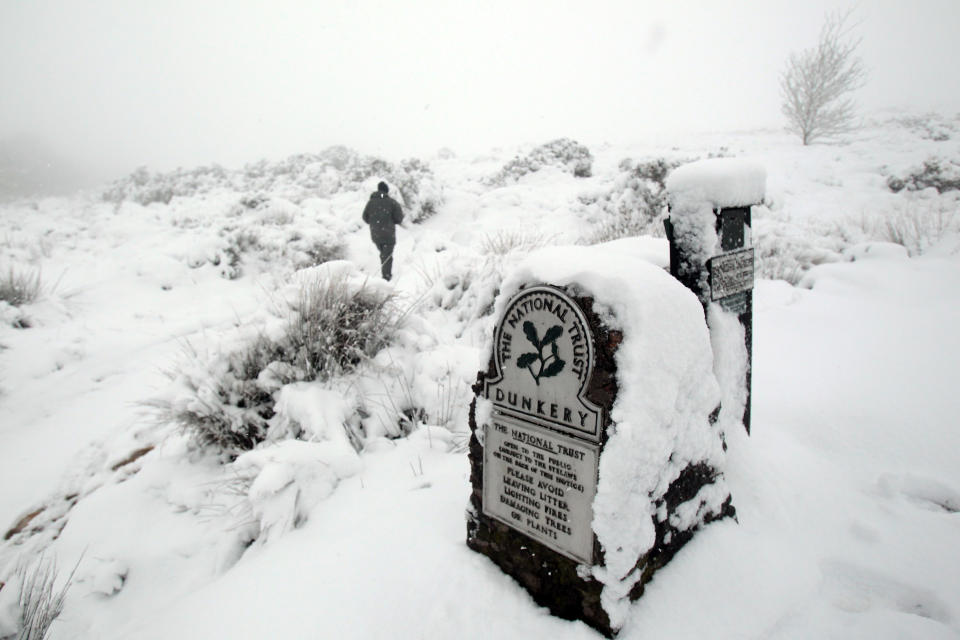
[2,0,959,196]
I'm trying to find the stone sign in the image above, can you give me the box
[467,272,734,637]
[481,285,602,563]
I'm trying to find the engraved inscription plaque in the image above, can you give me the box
[709,247,755,301]
[483,414,599,563]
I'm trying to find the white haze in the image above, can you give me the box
[1,0,959,185]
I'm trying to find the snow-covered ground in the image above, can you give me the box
[1,114,959,639]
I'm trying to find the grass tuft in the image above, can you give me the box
[479,230,558,256]
[0,267,43,307]
[9,555,79,640]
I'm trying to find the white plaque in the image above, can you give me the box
[482,414,599,564]
[484,286,602,442]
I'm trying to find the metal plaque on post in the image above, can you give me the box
[708,247,755,301]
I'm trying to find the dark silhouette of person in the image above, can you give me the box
[362,181,404,281]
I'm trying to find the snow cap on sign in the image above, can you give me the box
[666,157,766,209]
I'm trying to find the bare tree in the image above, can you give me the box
[780,11,867,145]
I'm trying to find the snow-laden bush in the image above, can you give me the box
[358,337,476,449]
[149,264,401,453]
[195,391,366,556]
[404,232,559,343]
[753,214,846,285]
[331,152,443,222]
[201,197,347,279]
[230,415,362,545]
[102,147,444,221]
[397,158,443,223]
[413,232,555,326]
[171,195,346,280]
[880,199,960,255]
[486,138,593,186]
[889,113,956,142]
[755,194,960,284]
[580,158,684,242]
[887,157,960,194]
[102,165,232,205]
[839,197,960,257]
[414,252,501,324]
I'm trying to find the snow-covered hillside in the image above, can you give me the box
[1,114,959,639]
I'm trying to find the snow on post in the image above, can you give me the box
[466,239,734,637]
[664,158,765,301]
[665,157,766,434]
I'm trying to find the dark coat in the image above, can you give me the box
[362,192,404,245]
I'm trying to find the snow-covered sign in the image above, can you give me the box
[467,242,735,637]
[666,157,764,434]
[481,286,602,563]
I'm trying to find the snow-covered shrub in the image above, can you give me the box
[889,113,956,142]
[581,157,684,243]
[0,267,42,307]
[887,157,960,194]
[102,165,231,205]
[410,250,503,332]
[408,352,474,451]
[358,335,476,448]
[881,200,960,255]
[230,431,362,545]
[247,147,443,222]
[440,234,567,322]
[0,555,75,640]
[200,197,347,279]
[842,198,960,257]
[396,158,442,223]
[486,138,593,186]
[150,267,401,452]
[335,152,443,223]
[202,395,365,553]
[101,147,444,220]
[287,273,399,378]
[753,214,846,284]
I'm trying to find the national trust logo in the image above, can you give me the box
[515,321,566,385]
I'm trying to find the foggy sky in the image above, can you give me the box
[2,0,958,184]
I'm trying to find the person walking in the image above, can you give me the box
[362,181,404,281]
